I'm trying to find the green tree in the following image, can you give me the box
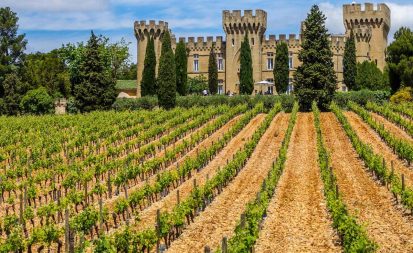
[355,61,387,91]
[0,7,27,97]
[20,86,54,114]
[175,40,188,96]
[1,73,28,115]
[387,27,413,93]
[343,30,357,90]
[294,5,337,111]
[141,37,156,96]
[73,31,116,112]
[107,38,130,80]
[208,47,218,94]
[273,42,289,94]
[23,50,71,97]
[187,75,208,94]
[239,33,253,95]
[157,30,176,109]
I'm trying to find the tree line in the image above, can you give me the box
[0,7,135,115]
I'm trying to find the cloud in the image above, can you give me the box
[320,2,345,35]
[1,0,109,12]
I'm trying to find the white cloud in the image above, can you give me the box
[1,0,109,12]
[320,2,345,35]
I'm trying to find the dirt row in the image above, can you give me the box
[370,111,413,144]
[345,111,413,191]
[255,113,340,253]
[167,113,290,252]
[321,112,413,252]
[104,114,266,238]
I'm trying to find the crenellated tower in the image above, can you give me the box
[223,10,267,93]
[343,3,391,70]
[134,20,170,97]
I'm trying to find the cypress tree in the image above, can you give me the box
[294,5,337,111]
[141,36,156,96]
[157,30,176,109]
[273,42,289,94]
[208,47,218,94]
[343,30,357,90]
[74,31,116,112]
[175,41,188,96]
[239,33,253,95]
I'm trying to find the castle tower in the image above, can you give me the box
[134,20,169,97]
[343,3,390,70]
[223,10,267,94]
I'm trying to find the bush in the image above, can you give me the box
[390,87,413,104]
[112,95,295,112]
[333,90,390,109]
[20,87,53,115]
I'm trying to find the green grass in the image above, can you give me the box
[116,80,137,90]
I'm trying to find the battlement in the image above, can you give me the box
[222,9,267,34]
[134,20,169,39]
[343,3,390,31]
[262,34,302,48]
[330,35,346,50]
[171,36,225,51]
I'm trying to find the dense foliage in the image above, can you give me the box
[72,32,117,112]
[175,41,188,96]
[355,61,388,91]
[239,33,253,95]
[333,89,390,108]
[187,75,208,95]
[386,27,413,93]
[273,42,289,94]
[294,5,337,111]
[20,86,54,114]
[343,31,357,91]
[208,48,218,94]
[157,30,176,109]
[141,37,156,96]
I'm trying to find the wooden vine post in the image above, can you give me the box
[156,209,161,253]
[221,237,228,253]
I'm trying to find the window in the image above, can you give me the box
[251,38,255,46]
[217,53,224,71]
[288,52,293,69]
[287,78,294,94]
[266,78,274,94]
[232,39,235,46]
[218,80,224,94]
[267,52,274,70]
[193,54,199,72]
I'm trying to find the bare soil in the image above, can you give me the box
[106,114,266,237]
[345,111,413,189]
[254,113,340,253]
[370,112,413,144]
[321,112,413,252]
[166,112,290,253]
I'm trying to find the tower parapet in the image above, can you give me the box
[343,3,390,70]
[223,10,267,34]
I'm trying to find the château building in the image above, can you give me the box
[134,2,390,97]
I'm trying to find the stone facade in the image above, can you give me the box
[134,3,390,97]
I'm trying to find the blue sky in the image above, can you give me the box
[2,0,413,63]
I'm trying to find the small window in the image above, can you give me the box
[267,52,274,70]
[251,38,255,46]
[288,52,293,69]
[218,80,224,94]
[217,53,224,71]
[193,54,199,72]
[232,39,235,46]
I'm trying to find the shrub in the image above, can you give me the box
[20,87,53,115]
[390,87,413,104]
[334,89,390,108]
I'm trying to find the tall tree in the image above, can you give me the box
[343,30,357,90]
[294,5,337,111]
[0,7,27,97]
[1,73,28,115]
[157,30,176,109]
[208,47,218,94]
[175,40,188,96]
[239,33,253,95]
[73,31,116,112]
[273,42,289,94]
[387,27,413,93]
[141,37,156,96]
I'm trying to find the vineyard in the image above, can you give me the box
[2,101,413,253]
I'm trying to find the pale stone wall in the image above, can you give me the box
[135,3,390,96]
